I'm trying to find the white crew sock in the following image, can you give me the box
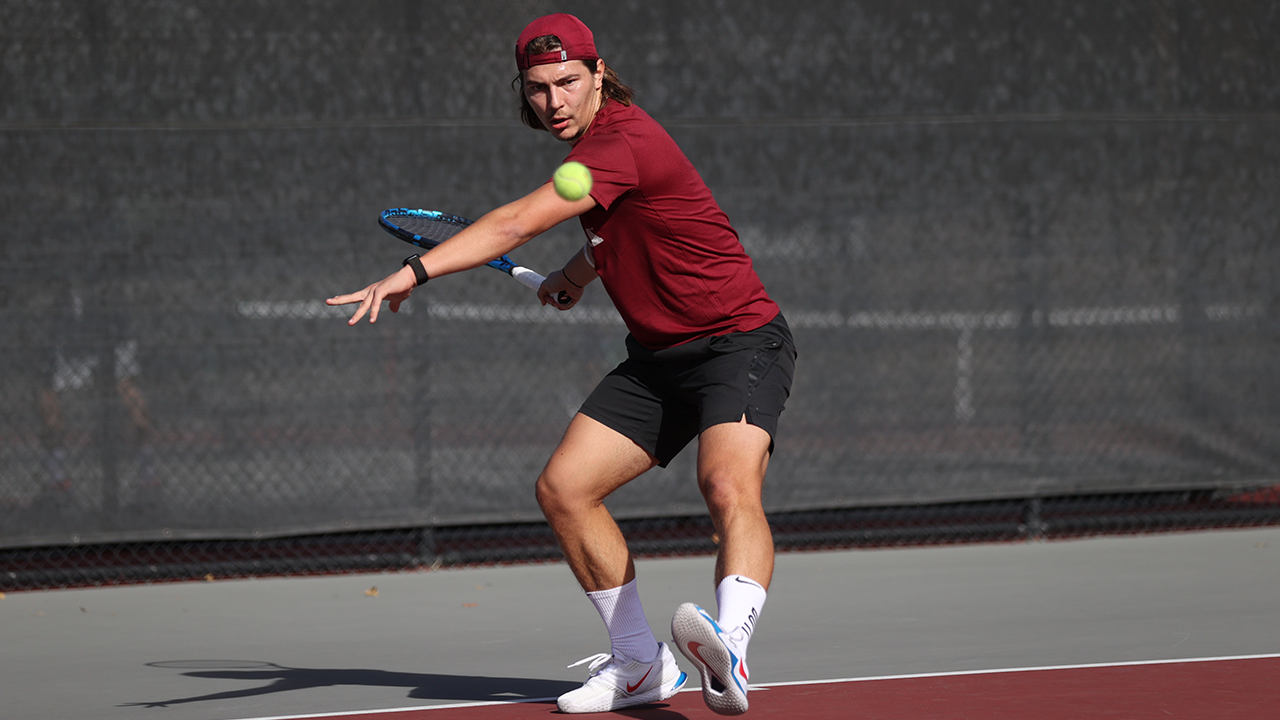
[586,578,660,663]
[715,575,767,655]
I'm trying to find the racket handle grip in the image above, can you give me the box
[510,266,545,292]
[511,266,573,307]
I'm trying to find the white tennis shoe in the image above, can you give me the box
[556,642,688,714]
[671,602,750,715]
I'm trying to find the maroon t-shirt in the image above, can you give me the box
[562,102,778,350]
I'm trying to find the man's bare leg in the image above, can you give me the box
[536,413,657,592]
[672,416,775,715]
[697,417,774,589]
[538,414,688,713]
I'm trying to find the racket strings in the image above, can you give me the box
[391,219,465,243]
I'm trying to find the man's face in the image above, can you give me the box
[523,59,604,143]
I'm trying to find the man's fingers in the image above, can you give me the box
[327,292,365,306]
[346,297,370,325]
[332,273,413,325]
[365,288,383,323]
[543,293,570,309]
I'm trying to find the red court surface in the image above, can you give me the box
[243,655,1280,720]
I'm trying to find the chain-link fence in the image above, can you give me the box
[3,1,1279,591]
[7,491,1280,591]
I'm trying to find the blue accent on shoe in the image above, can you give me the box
[693,604,746,694]
[695,605,725,633]
[674,671,688,690]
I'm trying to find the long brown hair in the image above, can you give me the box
[513,34,634,132]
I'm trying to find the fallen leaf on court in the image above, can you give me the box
[364,586,379,597]
[205,574,216,582]
[80,606,88,613]
[0,592,6,599]
[462,603,478,608]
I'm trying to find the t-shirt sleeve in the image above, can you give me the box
[565,130,637,211]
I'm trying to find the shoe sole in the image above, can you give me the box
[671,603,749,715]
[555,682,682,714]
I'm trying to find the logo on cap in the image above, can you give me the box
[515,13,599,71]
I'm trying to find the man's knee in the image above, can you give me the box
[697,468,763,515]
[536,466,603,521]
[535,470,568,516]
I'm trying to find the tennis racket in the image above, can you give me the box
[379,208,569,304]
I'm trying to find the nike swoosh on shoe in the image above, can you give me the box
[625,665,654,694]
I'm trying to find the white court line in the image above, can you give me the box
[222,652,1280,720]
[220,696,560,720]
[746,650,1280,689]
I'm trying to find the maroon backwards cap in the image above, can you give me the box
[514,13,598,71]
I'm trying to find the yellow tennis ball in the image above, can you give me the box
[554,161,593,201]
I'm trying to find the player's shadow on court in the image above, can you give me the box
[119,660,582,710]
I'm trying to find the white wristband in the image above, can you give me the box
[581,242,596,269]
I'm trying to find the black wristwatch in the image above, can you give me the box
[402,254,429,286]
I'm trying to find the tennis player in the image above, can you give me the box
[329,13,795,715]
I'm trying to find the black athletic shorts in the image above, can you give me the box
[578,313,797,467]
